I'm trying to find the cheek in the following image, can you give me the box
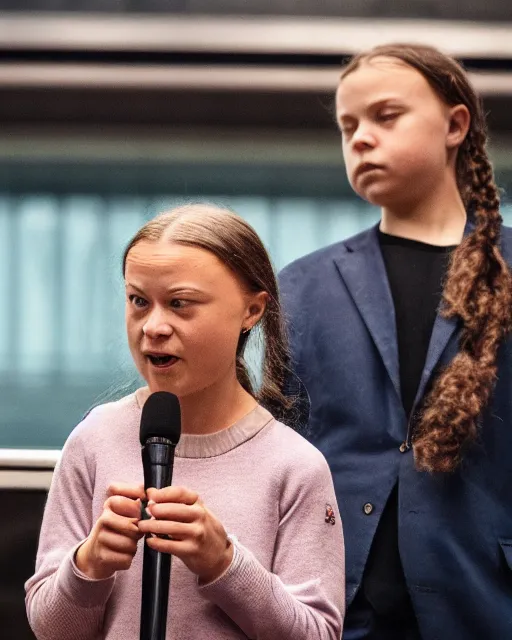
[393,119,446,168]
[342,147,359,189]
[125,315,143,352]
[392,143,445,179]
[342,141,354,170]
[184,318,241,367]
[191,325,239,356]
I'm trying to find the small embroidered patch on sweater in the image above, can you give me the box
[325,504,335,525]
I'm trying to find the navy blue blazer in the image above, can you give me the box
[279,222,512,639]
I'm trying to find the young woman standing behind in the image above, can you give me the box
[280,44,512,640]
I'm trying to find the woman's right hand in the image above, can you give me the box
[75,482,146,580]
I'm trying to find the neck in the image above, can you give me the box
[380,173,467,246]
[138,375,258,436]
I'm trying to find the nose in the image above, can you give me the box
[142,307,173,339]
[351,123,377,153]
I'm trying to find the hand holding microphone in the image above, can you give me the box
[76,482,145,580]
[139,485,233,584]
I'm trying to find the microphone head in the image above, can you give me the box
[139,391,181,446]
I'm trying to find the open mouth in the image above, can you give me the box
[146,354,179,368]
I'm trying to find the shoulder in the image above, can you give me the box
[48,393,139,491]
[64,392,141,454]
[278,239,349,290]
[258,419,336,517]
[278,225,375,296]
[279,241,345,281]
[501,223,512,239]
[261,417,331,480]
[501,224,512,264]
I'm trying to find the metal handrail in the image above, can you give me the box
[0,14,511,59]
[0,448,61,470]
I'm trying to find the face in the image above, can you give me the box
[336,57,462,209]
[125,240,266,398]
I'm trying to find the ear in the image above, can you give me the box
[242,291,269,330]
[446,104,471,150]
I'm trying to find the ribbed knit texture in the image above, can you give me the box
[26,392,345,640]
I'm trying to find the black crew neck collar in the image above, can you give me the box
[377,229,458,253]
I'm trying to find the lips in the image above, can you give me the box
[354,162,384,179]
[144,352,180,368]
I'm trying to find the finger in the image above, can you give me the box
[95,548,138,572]
[97,529,141,555]
[148,502,202,523]
[145,535,193,556]
[138,520,198,541]
[107,482,146,500]
[105,495,143,519]
[100,509,143,538]
[146,486,199,505]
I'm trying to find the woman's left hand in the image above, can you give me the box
[138,486,234,584]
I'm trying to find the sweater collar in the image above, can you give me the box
[133,389,274,458]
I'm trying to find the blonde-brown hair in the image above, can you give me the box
[123,203,294,422]
[341,43,512,472]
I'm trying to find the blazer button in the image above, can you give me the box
[363,503,374,515]
[399,442,408,453]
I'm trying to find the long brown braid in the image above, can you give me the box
[341,44,512,472]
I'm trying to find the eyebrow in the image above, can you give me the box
[125,282,205,296]
[337,97,404,120]
[166,286,205,295]
[125,283,145,293]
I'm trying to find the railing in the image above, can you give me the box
[0,449,60,490]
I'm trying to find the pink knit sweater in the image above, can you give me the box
[25,393,345,640]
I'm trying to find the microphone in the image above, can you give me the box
[139,391,181,640]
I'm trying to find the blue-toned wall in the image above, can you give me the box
[1,192,511,449]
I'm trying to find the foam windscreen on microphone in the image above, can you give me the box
[139,391,181,446]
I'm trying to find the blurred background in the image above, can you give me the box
[0,2,512,637]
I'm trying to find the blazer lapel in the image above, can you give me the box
[412,314,461,413]
[411,218,475,412]
[333,224,401,401]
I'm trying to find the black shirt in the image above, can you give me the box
[379,230,456,420]
[360,230,456,621]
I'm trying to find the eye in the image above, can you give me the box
[377,111,399,124]
[128,294,148,309]
[170,299,189,309]
[339,121,356,137]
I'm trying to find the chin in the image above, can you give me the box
[157,383,183,396]
[147,376,202,400]
[362,187,403,208]
[145,374,179,396]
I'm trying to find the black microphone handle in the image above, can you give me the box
[140,439,176,640]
